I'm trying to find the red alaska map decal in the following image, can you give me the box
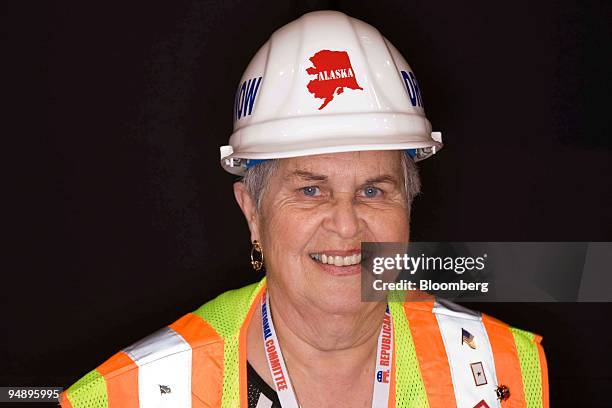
[306,50,363,110]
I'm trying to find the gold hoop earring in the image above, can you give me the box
[250,240,264,271]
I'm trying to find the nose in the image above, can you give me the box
[322,193,361,239]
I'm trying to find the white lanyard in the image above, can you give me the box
[260,289,393,408]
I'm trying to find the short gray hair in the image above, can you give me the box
[241,152,421,212]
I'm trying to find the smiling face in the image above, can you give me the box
[235,150,411,314]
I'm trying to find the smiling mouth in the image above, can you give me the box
[309,252,362,266]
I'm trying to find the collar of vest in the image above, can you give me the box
[186,278,542,408]
[190,277,442,407]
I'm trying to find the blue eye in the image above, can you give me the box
[363,186,381,198]
[302,186,320,197]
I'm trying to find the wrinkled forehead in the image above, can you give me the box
[278,150,404,182]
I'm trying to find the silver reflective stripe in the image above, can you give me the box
[433,301,501,408]
[123,327,192,408]
[255,393,273,408]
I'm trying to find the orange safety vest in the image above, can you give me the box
[60,278,548,408]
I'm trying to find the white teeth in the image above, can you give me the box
[310,252,362,266]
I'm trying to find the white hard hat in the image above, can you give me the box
[220,10,443,175]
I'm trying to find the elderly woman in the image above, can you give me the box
[60,11,548,408]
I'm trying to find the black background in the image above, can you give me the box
[4,0,611,407]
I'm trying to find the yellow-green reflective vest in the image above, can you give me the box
[61,278,548,408]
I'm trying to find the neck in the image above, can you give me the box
[251,279,388,385]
